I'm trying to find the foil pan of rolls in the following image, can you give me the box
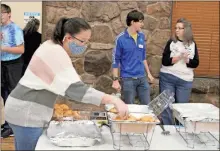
[107,112,160,133]
[52,103,91,121]
[46,120,103,147]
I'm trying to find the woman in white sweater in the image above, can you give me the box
[5,17,128,150]
[159,18,199,125]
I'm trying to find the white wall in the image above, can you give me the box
[1,2,42,33]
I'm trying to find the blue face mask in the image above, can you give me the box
[68,41,87,55]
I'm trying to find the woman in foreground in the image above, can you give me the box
[5,17,128,150]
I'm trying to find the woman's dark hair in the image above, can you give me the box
[126,10,144,26]
[23,18,40,36]
[52,17,91,45]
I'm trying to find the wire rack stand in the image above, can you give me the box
[174,116,219,149]
[109,121,156,150]
[108,90,175,150]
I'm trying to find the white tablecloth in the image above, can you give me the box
[35,125,219,150]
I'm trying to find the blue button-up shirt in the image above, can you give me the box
[112,29,146,78]
[1,22,24,61]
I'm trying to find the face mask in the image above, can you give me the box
[68,41,87,55]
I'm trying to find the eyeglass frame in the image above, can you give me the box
[72,36,90,45]
[175,27,184,30]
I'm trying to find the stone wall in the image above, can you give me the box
[191,78,219,107]
[43,1,219,109]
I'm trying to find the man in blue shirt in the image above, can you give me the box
[112,10,154,105]
[1,4,24,138]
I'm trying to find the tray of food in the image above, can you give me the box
[105,104,152,114]
[107,112,160,133]
[172,103,219,133]
[105,92,175,150]
[53,103,91,121]
[46,120,103,147]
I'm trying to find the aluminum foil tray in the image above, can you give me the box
[46,120,102,147]
[108,112,160,133]
[172,103,219,133]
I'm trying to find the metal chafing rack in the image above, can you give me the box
[107,111,160,150]
[105,90,175,150]
[172,103,219,149]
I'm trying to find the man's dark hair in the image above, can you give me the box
[1,4,11,13]
[126,10,144,26]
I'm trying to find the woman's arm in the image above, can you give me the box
[162,39,181,66]
[26,46,128,117]
[186,43,199,68]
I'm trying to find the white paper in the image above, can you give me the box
[24,12,40,25]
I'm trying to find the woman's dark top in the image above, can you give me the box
[23,31,41,65]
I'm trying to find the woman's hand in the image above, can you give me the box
[172,56,181,64]
[112,97,129,119]
[182,52,190,63]
[101,94,128,119]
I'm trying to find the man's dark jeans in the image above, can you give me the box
[121,77,151,105]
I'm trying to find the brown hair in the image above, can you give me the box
[1,4,11,13]
[23,18,40,36]
[172,18,194,46]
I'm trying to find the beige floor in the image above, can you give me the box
[1,136,15,150]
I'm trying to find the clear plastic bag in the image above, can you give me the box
[148,89,175,116]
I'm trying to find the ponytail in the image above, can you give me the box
[52,17,68,45]
[51,17,91,45]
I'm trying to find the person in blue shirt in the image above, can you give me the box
[1,4,24,138]
[112,10,154,105]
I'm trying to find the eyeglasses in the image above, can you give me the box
[72,36,90,45]
[139,20,144,23]
[175,27,184,30]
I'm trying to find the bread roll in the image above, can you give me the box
[72,111,81,119]
[54,104,61,110]
[114,114,138,121]
[127,115,137,121]
[114,115,123,120]
[63,110,73,117]
[54,109,63,117]
[59,104,69,110]
[140,116,155,122]
[109,107,117,113]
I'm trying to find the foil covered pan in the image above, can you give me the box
[172,103,219,133]
[46,120,103,147]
